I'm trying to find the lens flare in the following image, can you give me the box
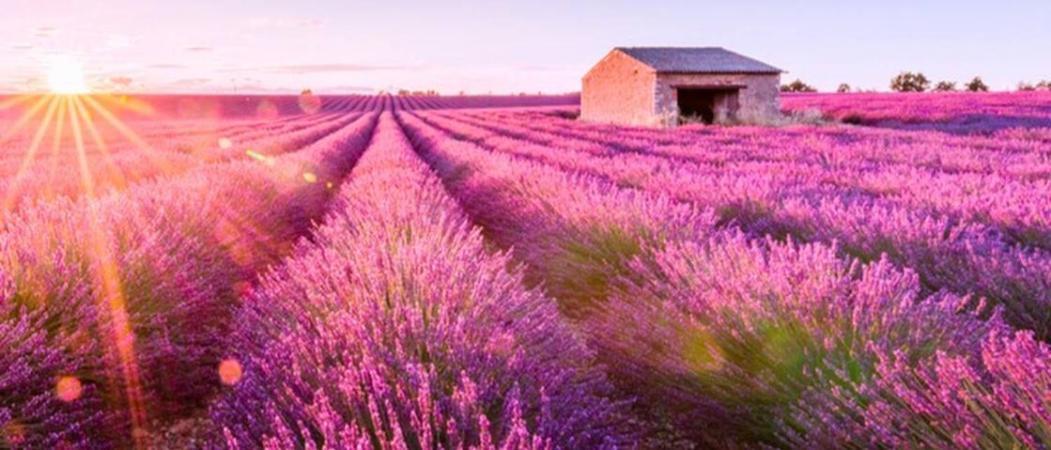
[1,420,27,446]
[219,359,244,385]
[55,376,83,402]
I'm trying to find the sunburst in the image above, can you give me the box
[45,56,91,95]
[0,57,165,447]
[1,55,317,447]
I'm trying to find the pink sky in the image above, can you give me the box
[4,0,1050,94]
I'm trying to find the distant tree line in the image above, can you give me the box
[888,72,988,92]
[1017,80,1051,91]
[782,72,1037,93]
[779,79,817,93]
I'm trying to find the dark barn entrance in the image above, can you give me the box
[677,87,741,124]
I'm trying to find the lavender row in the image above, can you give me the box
[457,110,1051,250]
[472,109,1051,175]
[400,111,715,315]
[0,113,377,448]
[598,233,1049,448]
[425,111,1051,337]
[0,113,358,214]
[210,113,626,448]
[0,99,310,162]
[782,92,1051,134]
[399,111,1051,448]
[0,111,348,175]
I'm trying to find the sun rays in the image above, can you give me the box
[0,93,159,445]
[0,90,329,447]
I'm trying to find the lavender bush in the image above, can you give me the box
[211,114,626,448]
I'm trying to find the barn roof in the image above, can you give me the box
[615,47,782,74]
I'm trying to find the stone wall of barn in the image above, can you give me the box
[580,51,659,126]
[654,73,781,126]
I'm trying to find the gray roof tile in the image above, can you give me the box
[616,47,782,73]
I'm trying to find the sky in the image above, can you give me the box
[2,0,1049,94]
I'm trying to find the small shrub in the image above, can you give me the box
[965,76,989,92]
[933,81,957,92]
[890,72,930,92]
[780,79,817,93]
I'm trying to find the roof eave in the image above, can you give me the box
[612,48,659,73]
[654,70,784,75]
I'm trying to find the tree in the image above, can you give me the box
[933,81,957,92]
[965,77,989,92]
[1017,82,1036,92]
[890,72,930,92]
[836,83,851,93]
[1036,80,1051,91]
[780,79,817,93]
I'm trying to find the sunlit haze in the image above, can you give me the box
[3,0,1050,94]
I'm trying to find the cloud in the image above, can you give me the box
[10,44,33,50]
[169,78,212,87]
[147,63,188,69]
[186,46,212,52]
[109,76,133,87]
[225,64,415,74]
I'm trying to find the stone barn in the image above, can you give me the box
[581,47,782,127]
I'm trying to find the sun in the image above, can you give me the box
[46,57,90,94]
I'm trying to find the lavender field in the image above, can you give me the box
[1,92,1049,449]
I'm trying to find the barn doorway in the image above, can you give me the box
[677,88,740,124]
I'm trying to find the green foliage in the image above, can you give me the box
[780,79,817,93]
[965,77,989,92]
[933,81,957,92]
[543,225,651,317]
[836,83,851,93]
[1019,81,1051,92]
[890,72,930,92]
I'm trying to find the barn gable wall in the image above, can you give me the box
[580,51,659,126]
[655,73,780,126]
